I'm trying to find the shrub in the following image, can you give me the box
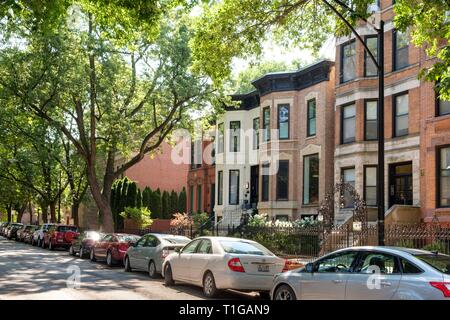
[422,241,448,253]
[170,212,192,228]
[120,207,153,228]
[248,213,268,227]
[192,212,209,227]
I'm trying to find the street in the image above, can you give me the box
[0,236,259,300]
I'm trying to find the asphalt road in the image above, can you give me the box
[0,236,260,300]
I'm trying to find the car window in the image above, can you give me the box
[414,254,450,275]
[135,236,147,247]
[197,240,213,254]
[182,239,201,254]
[57,226,78,232]
[145,235,159,247]
[117,235,140,242]
[315,251,358,273]
[400,258,423,274]
[219,240,273,256]
[102,235,113,242]
[354,252,400,274]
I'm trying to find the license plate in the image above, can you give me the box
[258,265,270,272]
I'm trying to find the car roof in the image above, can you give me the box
[194,236,257,242]
[330,246,441,256]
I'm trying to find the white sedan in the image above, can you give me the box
[162,236,286,298]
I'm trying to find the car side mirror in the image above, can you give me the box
[305,263,314,273]
[129,241,136,247]
[175,247,181,253]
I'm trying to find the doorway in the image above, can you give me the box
[250,165,259,208]
[389,162,413,207]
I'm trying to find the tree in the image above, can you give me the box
[170,190,179,216]
[394,0,450,99]
[136,188,142,209]
[0,4,217,232]
[150,190,162,218]
[142,187,152,210]
[126,182,138,209]
[178,187,187,213]
[161,190,170,219]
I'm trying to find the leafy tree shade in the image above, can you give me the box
[394,0,450,100]
[178,187,187,213]
[0,4,217,232]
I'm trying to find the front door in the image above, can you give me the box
[250,165,259,208]
[389,162,413,207]
[210,184,215,215]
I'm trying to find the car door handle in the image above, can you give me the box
[332,279,344,284]
[380,281,392,287]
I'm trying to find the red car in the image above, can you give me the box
[90,233,140,266]
[43,225,79,250]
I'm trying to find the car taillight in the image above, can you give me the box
[228,258,245,273]
[161,248,170,259]
[282,260,290,272]
[118,243,129,252]
[55,232,62,238]
[430,282,450,298]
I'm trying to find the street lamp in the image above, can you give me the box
[322,0,385,245]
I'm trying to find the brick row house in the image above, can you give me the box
[334,0,450,225]
[214,60,336,225]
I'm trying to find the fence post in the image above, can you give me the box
[347,224,350,248]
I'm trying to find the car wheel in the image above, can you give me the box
[106,251,115,267]
[274,284,296,301]
[69,245,76,256]
[90,249,96,262]
[203,272,218,298]
[124,256,132,272]
[164,264,175,286]
[148,261,158,279]
[79,247,85,259]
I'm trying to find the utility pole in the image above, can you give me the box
[322,0,385,245]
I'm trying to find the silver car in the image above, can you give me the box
[162,236,286,298]
[271,246,450,300]
[124,233,191,278]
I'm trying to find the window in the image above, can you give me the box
[438,146,450,207]
[436,93,450,117]
[229,170,239,205]
[303,154,319,205]
[145,235,158,247]
[355,252,400,274]
[341,41,356,83]
[253,117,260,150]
[275,215,289,221]
[341,104,356,144]
[263,107,270,142]
[365,36,378,77]
[314,251,358,273]
[364,166,377,206]
[365,100,378,140]
[190,142,195,169]
[189,185,194,213]
[217,123,224,153]
[197,185,202,212]
[261,163,270,201]
[278,104,289,139]
[307,99,316,137]
[394,93,409,137]
[197,239,213,254]
[277,160,289,200]
[400,259,423,274]
[393,29,409,70]
[229,121,240,152]
[217,171,223,205]
[182,239,201,254]
[342,168,356,208]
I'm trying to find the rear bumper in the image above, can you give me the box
[215,271,275,291]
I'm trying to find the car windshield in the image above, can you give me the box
[219,240,273,256]
[162,237,190,244]
[12,224,23,228]
[57,226,78,232]
[414,254,450,275]
[86,232,103,240]
[118,235,140,242]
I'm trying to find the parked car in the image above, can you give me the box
[0,222,10,236]
[6,223,24,240]
[162,236,286,298]
[32,224,56,247]
[124,233,191,278]
[43,225,79,250]
[69,231,104,258]
[271,246,450,300]
[90,233,141,266]
[23,225,39,244]
[16,225,37,242]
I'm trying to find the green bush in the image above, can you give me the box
[120,207,153,228]
[422,241,448,253]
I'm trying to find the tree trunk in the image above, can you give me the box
[16,204,27,223]
[72,201,80,227]
[41,205,48,223]
[49,202,56,223]
[29,201,33,225]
